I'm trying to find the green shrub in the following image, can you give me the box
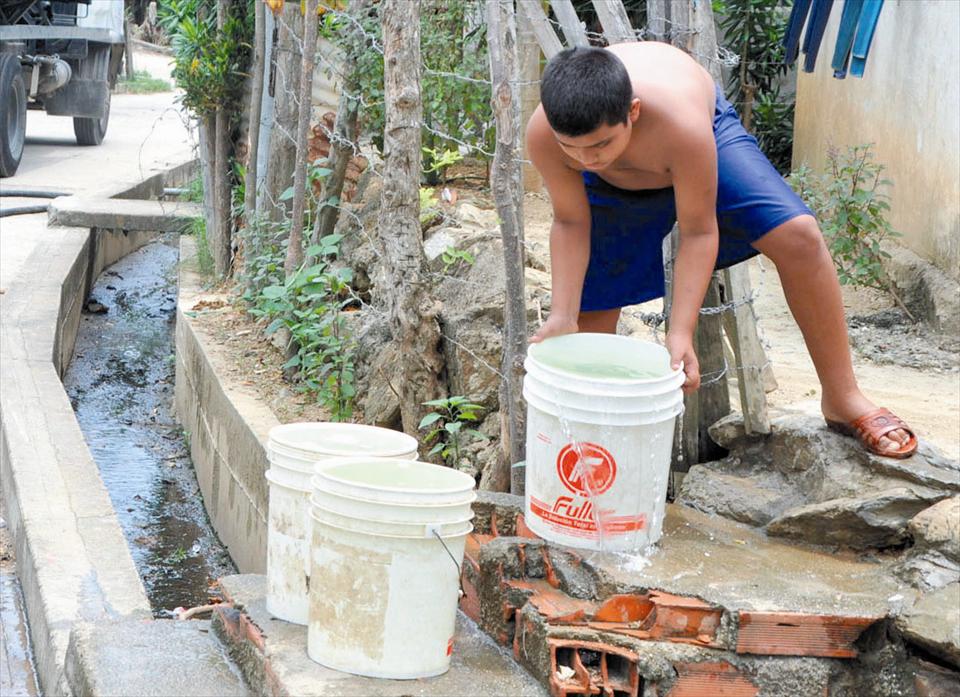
[788,144,913,319]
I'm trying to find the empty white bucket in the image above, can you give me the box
[265,424,419,625]
[307,457,475,679]
[523,333,684,552]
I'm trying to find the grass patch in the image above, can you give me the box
[185,216,215,277]
[115,70,171,94]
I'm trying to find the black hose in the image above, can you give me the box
[0,205,50,218]
[0,189,63,199]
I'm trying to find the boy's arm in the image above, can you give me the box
[526,112,593,342]
[668,122,720,392]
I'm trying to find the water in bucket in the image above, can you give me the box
[523,334,684,553]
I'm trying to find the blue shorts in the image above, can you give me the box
[580,85,813,312]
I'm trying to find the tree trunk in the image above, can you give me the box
[284,0,319,276]
[244,0,266,224]
[311,0,371,249]
[264,3,303,225]
[486,0,525,494]
[378,0,445,440]
[212,0,234,277]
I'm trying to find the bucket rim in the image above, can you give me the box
[265,468,312,492]
[527,333,684,386]
[309,498,476,528]
[309,509,473,540]
[268,422,419,458]
[314,456,477,496]
[309,478,477,508]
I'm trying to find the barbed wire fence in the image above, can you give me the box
[238,0,779,481]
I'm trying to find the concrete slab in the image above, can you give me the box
[214,574,547,697]
[596,504,904,617]
[65,619,247,697]
[49,197,203,232]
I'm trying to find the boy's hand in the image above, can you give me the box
[666,330,700,394]
[530,314,579,344]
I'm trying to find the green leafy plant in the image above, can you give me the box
[320,0,493,178]
[418,396,486,469]
[419,187,442,228]
[440,245,475,274]
[250,234,358,420]
[714,0,795,173]
[788,144,914,320]
[422,146,464,185]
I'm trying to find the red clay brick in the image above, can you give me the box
[595,593,655,623]
[548,638,641,697]
[506,579,597,623]
[666,662,758,696]
[459,573,481,623]
[736,612,877,658]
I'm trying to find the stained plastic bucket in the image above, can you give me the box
[307,457,476,679]
[523,333,684,552]
[265,424,419,625]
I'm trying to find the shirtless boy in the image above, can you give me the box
[526,42,916,459]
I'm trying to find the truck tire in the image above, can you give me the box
[73,45,111,146]
[0,53,27,178]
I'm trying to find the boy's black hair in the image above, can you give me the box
[540,47,633,136]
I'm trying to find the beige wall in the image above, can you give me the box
[793,0,960,280]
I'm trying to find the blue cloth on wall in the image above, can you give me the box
[783,0,813,65]
[831,0,865,78]
[802,0,836,73]
[850,0,885,77]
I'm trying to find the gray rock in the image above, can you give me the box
[894,551,960,593]
[766,487,949,549]
[897,582,960,669]
[678,466,793,526]
[910,497,960,562]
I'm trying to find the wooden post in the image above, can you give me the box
[243,0,266,224]
[264,3,303,224]
[647,0,669,42]
[552,0,589,47]
[487,0,526,493]
[212,0,234,277]
[517,7,543,193]
[284,0,319,275]
[378,0,446,440]
[311,0,370,247]
[517,1,563,59]
[591,0,635,44]
[124,21,135,78]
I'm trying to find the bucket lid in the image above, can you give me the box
[309,478,477,508]
[268,422,419,458]
[309,508,473,540]
[527,333,681,385]
[314,457,476,497]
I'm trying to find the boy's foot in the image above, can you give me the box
[825,408,918,459]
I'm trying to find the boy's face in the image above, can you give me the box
[552,98,641,172]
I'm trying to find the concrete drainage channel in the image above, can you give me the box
[0,163,247,696]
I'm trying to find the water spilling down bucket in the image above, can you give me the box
[265,423,419,625]
[308,457,476,679]
[523,333,684,552]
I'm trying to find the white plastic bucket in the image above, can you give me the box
[523,333,684,552]
[307,458,476,679]
[264,424,419,625]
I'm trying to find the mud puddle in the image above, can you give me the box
[63,233,235,617]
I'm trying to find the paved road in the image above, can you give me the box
[1,49,193,292]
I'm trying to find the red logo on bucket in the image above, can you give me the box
[556,442,617,496]
[446,637,454,656]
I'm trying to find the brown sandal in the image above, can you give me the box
[825,408,918,459]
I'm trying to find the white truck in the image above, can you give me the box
[0,0,147,176]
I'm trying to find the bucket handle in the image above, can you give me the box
[427,525,465,600]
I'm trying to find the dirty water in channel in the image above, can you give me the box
[63,233,235,617]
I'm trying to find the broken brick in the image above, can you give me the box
[516,514,541,539]
[549,638,641,697]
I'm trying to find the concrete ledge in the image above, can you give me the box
[887,244,960,335]
[0,166,195,695]
[174,236,274,574]
[211,574,546,697]
[65,619,248,696]
[49,197,203,233]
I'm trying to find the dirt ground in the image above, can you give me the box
[191,190,959,460]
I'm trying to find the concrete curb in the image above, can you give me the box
[0,164,196,695]
[174,236,276,574]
